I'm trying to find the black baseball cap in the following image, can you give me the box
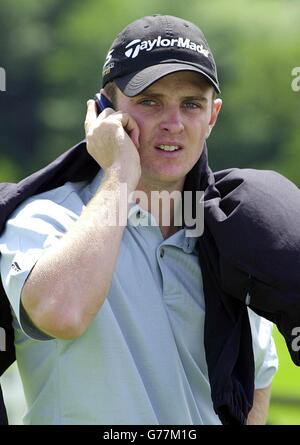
[101,14,220,96]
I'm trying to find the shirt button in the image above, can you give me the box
[160,248,165,258]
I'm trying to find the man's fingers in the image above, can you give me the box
[85,100,97,133]
[120,113,140,148]
[85,105,140,150]
[85,100,115,134]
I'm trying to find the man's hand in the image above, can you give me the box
[85,100,141,186]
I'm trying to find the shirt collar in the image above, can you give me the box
[128,203,198,254]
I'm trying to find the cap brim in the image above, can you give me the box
[114,62,220,96]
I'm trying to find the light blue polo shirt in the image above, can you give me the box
[0,171,278,425]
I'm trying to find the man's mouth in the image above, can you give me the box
[156,145,182,152]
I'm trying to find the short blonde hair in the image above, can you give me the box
[103,82,117,108]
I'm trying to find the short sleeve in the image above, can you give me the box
[0,185,84,340]
[248,308,279,389]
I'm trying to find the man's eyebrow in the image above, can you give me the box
[137,92,209,102]
[182,95,208,103]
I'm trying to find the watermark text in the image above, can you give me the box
[0,327,6,352]
[97,184,204,237]
[291,67,300,92]
[0,67,6,92]
[291,327,300,352]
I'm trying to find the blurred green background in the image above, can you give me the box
[0,0,299,425]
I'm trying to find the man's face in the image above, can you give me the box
[116,71,222,191]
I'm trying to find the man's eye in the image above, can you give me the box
[139,99,157,106]
[183,102,200,109]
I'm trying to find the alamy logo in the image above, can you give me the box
[0,327,6,352]
[291,67,300,92]
[291,326,300,352]
[125,36,210,59]
[0,67,6,92]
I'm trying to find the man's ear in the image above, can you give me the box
[206,98,222,139]
[101,82,118,109]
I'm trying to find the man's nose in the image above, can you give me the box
[159,106,184,134]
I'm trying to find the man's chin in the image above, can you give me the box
[138,171,186,192]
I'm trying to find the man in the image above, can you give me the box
[0,14,288,425]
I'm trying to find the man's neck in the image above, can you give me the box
[133,177,185,239]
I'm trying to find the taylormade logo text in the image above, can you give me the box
[125,36,210,59]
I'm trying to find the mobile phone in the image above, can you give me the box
[94,93,114,115]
